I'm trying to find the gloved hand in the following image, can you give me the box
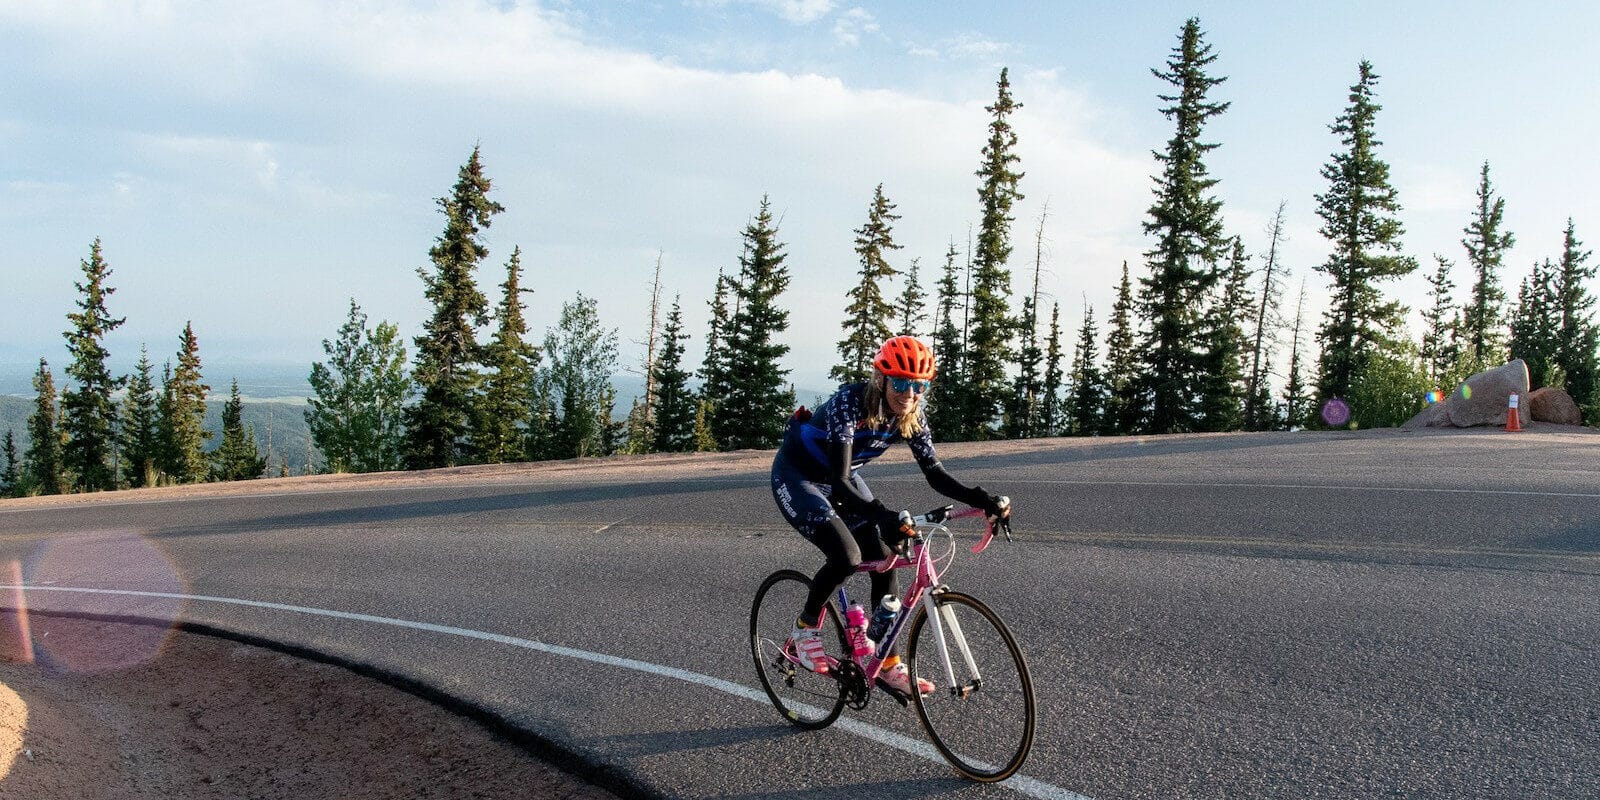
[869,501,915,544]
[970,485,1011,521]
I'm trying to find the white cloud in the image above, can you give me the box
[832,7,878,47]
[686,0,836,24]
[0,0,1144,388]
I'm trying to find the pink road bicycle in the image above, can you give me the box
[750,502,1036,782]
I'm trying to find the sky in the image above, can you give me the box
[3,1,1597,397]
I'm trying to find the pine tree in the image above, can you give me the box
[473,247,539,463]
[895,257,928,337]
[23,359,66,495]
[1039,302,1065,437]
[1510,260,1560,390]
[650,297,697,453]
[1459,162,1515,366]
[1244,202,1290,431]
[540,294,619,459]
[1197,238,1252,431]
[1314,61,1418,407]
[306,301,411,473]
[162,323,211,483]
[119,346,161,488]
[1282,281,1309,430]
[1068,306,1106,436]
[1552,220,1599,423]
[213,380,265,481]
[1135,18,1231,435]
[623,253,667,455]
[406,146,503,469]
[692,399,717,453]
[61,238,126,492]
[1005,208,1050,439]
[1420,255,1458,387]
[1,431,18,498]
[717,197,793,450]
[963,68,1025,439]
[930,242,967,442]
[1102,262,1140,435]
[833,184,901,383]
[696,269,734,446]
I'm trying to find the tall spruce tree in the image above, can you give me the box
[161,323,211,483]
[1510,260,1560,390]
[1005,209,1051,439]
[306,301,411,473]
[1313,61,1417,406]
[23,359,67,495]
[61,238,126,492]
[834,184,902,383]
[1,431,18,497]
[930,242,967,442]
[1552,220,1599,422]
[1068,306,1106,436]
[473,247,539,463]
[622,255,667,454]
[119,346,161,488]
[1420,255,1459,387]
[1282,281,1309,430]
[1040,302,1065,437]
[697,269,735,444]
[650,297,697,453]
[406,146,503,469]
[213,380,265,481]
[1135,18,1231,434]
[963,68,1025,439]
[1459,162,1515,366]
[716,197,793,450]
[538,293,619,459]
[1102,262,1140,435]
[1244,202,1290,431]
[1197,238,1252,431]
[895,257,928,337]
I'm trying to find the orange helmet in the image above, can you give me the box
[873,336,936,380]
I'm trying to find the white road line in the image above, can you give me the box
[3,584,1094,800]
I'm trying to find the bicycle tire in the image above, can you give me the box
[906,590,1036,782]
[749,569,848,730]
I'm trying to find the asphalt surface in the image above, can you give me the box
[1,429,1597,799]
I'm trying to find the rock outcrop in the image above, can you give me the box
[1401,360,1531,429]
[1528,386,1582,425]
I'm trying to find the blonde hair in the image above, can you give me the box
[864,368,924,438]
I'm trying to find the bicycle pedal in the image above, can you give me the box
[874,678,913,707]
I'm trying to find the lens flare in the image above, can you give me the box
[1425,391,1443,404]
[1320,398,1352,427]
[1461,385,1473,401]
[24,531,187,674]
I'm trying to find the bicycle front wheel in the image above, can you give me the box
[906,590,1036,782]
[750,569,848,730]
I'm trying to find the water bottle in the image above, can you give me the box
[844,602,874,658]
[866,596,902,645]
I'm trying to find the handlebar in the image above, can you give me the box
[908,497,1012,554]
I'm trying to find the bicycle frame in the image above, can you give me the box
[836,505,1000,693]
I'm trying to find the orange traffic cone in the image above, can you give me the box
[1505,392,1523,432]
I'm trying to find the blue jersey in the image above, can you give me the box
[780,382,940,481]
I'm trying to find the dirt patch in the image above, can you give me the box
[0,616,622,800]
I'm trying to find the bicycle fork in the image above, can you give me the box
[924,589,983,698]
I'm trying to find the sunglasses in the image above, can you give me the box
[889,377,931,394]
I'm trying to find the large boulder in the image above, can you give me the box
[1528,386,1582,425]
[1446,359,1531,428]
[1400,400,1451,430]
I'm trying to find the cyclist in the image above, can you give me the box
[770,335,1011,697]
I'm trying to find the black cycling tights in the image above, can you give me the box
[801,515,898,626]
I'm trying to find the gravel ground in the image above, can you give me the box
[0,616,622,800]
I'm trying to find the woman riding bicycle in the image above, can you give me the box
[770,335,1011,697]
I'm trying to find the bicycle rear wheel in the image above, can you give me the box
[750,569,848,730]
[906,590,1035,782]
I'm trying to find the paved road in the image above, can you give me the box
[2,429,1597,799]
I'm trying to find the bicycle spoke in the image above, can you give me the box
[908,591,1035,782]
[750,570,848,730]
